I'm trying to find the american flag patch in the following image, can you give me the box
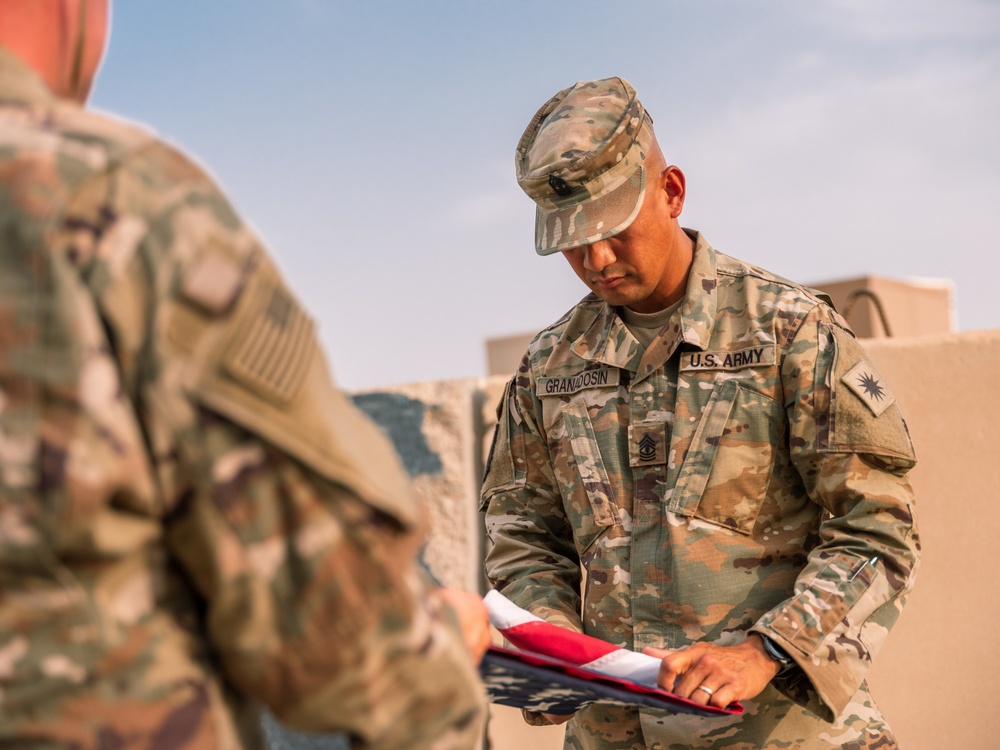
[224,285,315,405]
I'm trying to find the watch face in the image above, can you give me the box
[762,637,791,666]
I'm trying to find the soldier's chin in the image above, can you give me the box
[591,286,635,307]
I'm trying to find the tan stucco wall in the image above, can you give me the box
[860,329,1000,750]
[811,276,955,339]
[357,328,1000,750]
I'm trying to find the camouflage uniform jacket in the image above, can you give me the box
[483,231,919,749]
[0,47,484,749]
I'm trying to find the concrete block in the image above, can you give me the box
[353,379,484,591]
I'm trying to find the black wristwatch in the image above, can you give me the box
[759,635,794,672]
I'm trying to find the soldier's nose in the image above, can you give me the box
[582,242,615,272]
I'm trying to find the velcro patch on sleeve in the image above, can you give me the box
[180,247,246,315]
[224,285,315,405]
[841,361,895,417]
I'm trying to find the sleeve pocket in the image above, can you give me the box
[770,553,878,656]
[480,378,527,506]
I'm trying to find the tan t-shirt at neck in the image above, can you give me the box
[618,299,683,351]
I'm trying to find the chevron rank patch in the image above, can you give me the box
[842,361,895,417]
[628,420,668,467]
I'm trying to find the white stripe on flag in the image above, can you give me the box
[484,590,663,687]
[484,589,545,629]
[582,648,661,687]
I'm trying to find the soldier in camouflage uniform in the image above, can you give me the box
[0,1,487,747]
[482,77,919,749]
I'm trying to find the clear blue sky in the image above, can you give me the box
[91,0,1000,389]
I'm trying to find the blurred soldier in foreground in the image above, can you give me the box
[0,1,487,747]
[482,77,920,749]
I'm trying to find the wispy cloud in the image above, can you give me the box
[796,0,1000,42]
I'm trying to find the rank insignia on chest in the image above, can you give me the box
[638,434,656,461]
[628,421,668,467]
[537,368,620,396]
[842,361,895,416]
[680,345,776,372]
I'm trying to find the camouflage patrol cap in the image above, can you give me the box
[516,76,655,255]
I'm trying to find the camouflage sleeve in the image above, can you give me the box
[91,143,485,747]
[164,411,485,749]
[750,305,920,721]
[481,363,585,633]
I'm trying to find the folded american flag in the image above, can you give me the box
[485,589,662,685]
[481,589,743,717]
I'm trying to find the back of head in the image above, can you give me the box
[0,0,109,102]
[515,76,656,255]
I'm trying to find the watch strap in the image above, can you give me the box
[760,635,794,672]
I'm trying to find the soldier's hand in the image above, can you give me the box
[642,635,780,709]
[438,588,491,664]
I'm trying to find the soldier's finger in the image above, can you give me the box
[671,657,715,700]
[653,647,695,692]
[690,682,719,706]
[708,682,736,709]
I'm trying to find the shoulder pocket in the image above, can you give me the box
[481,378,527,505]
[824,324,915,468]
[187,263,418,529]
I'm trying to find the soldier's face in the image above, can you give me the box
[561,165,687,314]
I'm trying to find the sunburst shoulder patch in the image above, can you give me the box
[842,361,895,417]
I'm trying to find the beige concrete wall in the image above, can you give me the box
[812,276,955,339]
[485,276,956,376]
[861,329,1000,750]
[357,328,1000,750]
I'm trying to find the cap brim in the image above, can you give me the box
[534,166,646,255]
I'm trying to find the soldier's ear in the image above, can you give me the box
[663,166,686,218]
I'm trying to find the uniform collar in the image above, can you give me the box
[0,45,60,107]
[673,230,718,352]
[556,230,719,379]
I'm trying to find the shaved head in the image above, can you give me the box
[0,0,110,102]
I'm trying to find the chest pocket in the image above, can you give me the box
[669,378,784,534]
[539,389,625,555]
[560,398,621,529]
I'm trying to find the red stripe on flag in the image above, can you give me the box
[499,621,620,666]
